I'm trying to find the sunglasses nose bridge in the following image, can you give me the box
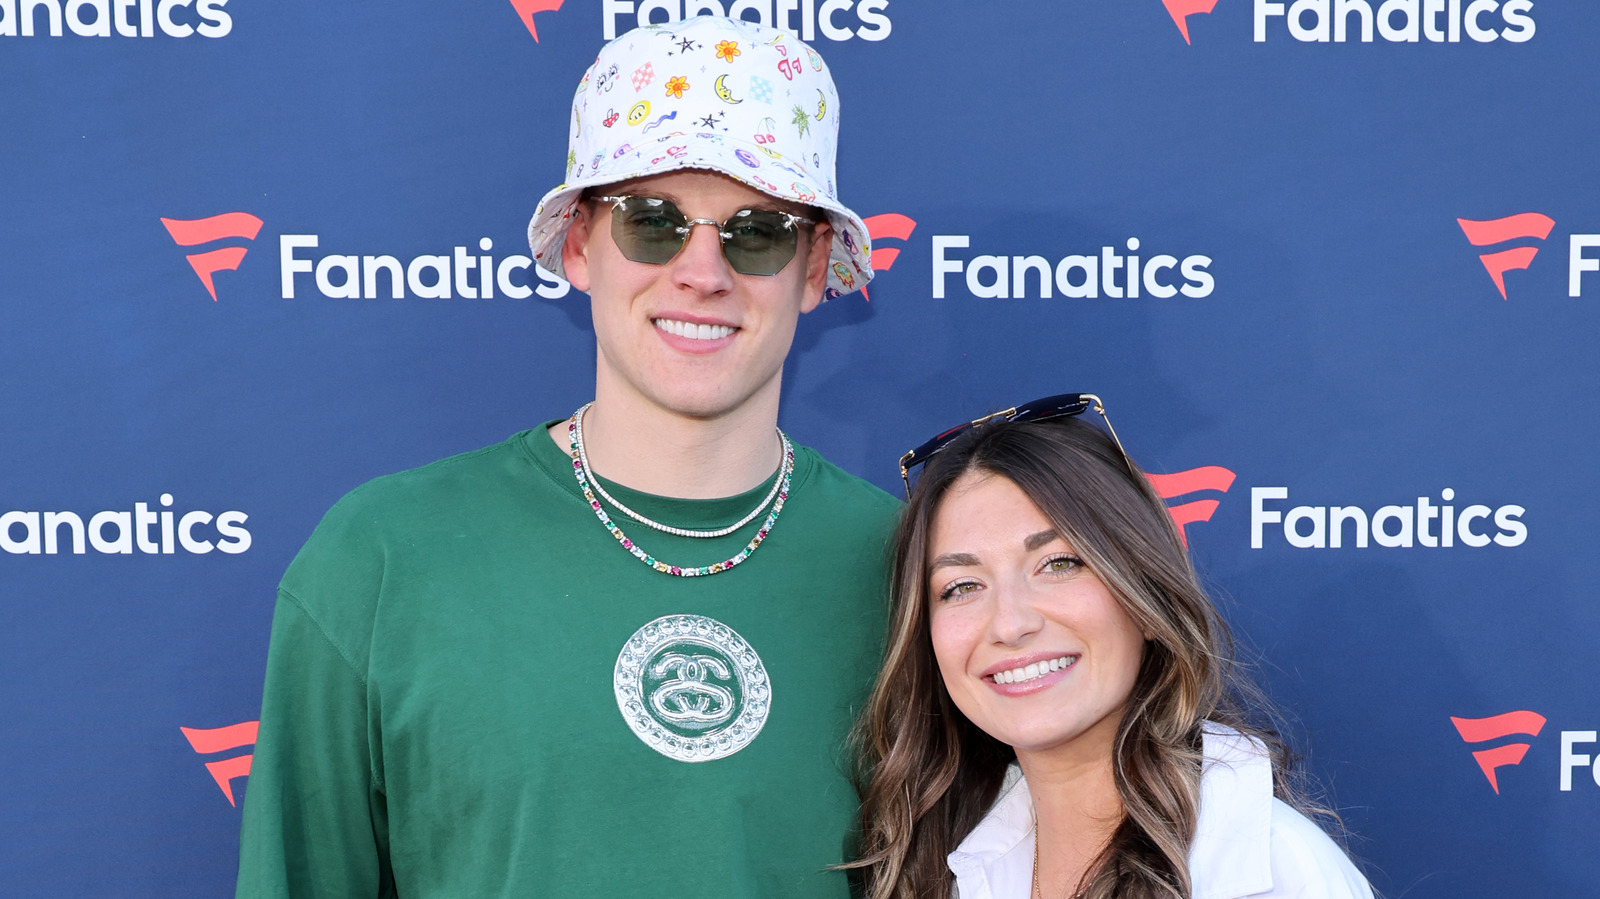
[676,217,730,243]
[667,218,740,288]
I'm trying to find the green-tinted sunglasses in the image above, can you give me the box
[595,194,815,276]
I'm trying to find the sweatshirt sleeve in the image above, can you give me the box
[235,588,393,899]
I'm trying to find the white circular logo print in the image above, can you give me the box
[614,614,771,763]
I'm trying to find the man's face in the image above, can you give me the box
[561,170,833,422]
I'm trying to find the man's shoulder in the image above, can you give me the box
[792,444,902,519]
[332,432,538,519]
[281,433,543,594]
[788,444,903,549]
[1264,800,1374,898]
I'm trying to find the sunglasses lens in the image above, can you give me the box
[610,196,688,265]
[721,210,801,276]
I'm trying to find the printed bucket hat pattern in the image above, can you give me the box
[526,15,873,298]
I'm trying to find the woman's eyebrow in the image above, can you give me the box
[929,552,980,572]
[1023,529,1059,552]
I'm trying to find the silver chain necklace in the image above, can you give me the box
[571,402,788,538]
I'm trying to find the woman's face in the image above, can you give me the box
[926,470,1148,761]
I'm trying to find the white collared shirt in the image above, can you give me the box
[946,725,1374,899]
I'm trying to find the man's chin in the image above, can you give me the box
[656,397,748,421]
[641,384,770,422]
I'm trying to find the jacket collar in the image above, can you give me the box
[1189,723,1275,899]
[946,723,1276,899]
[945,765,1034,898]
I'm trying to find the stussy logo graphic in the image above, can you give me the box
[1451,710,1547,794]
[650,652,736,726]
[1457,212,1555,300]
[615,614,770,762]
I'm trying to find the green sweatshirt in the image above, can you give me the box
[236,426,900,898]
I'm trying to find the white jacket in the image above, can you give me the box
[946,725,1374,899]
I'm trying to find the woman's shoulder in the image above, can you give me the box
[1194,723,1373,899]
[1264,799,1374,899]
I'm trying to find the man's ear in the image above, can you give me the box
[799,219,834,315]
[561,202,594,293]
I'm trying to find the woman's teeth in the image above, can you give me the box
[992,656,1075,685]
[655,318,735,340]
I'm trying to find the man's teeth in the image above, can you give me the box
[993,656,1076,685]
[655,318,735,341]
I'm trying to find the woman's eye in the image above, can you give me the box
[1043,555,1082,574]
[937,580,981,601]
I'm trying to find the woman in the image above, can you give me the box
[851,399,1373,899]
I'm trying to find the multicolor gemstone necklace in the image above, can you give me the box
[567,404,794,577]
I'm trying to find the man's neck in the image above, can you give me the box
[545,388,784,500]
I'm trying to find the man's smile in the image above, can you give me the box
[653,316,739,341]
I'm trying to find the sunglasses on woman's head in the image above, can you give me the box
[897,393,1132,497]
[594,194,816,276]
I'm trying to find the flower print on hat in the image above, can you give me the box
[526,16,873,299]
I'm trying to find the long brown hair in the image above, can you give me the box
[849,416,1322,899]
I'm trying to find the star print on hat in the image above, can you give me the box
[526,16,873,299]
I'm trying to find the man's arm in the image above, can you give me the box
[236,589,392,898]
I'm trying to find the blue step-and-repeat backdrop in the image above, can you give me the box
[3,1,1597,895]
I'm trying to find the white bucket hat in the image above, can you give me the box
[526,15,874,298]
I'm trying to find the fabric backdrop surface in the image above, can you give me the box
[1,1,1596,896]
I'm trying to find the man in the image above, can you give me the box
[236,14,898,897]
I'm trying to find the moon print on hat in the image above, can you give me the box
[614,614,771,762]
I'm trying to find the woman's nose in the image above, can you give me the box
[985,583,1046,646]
